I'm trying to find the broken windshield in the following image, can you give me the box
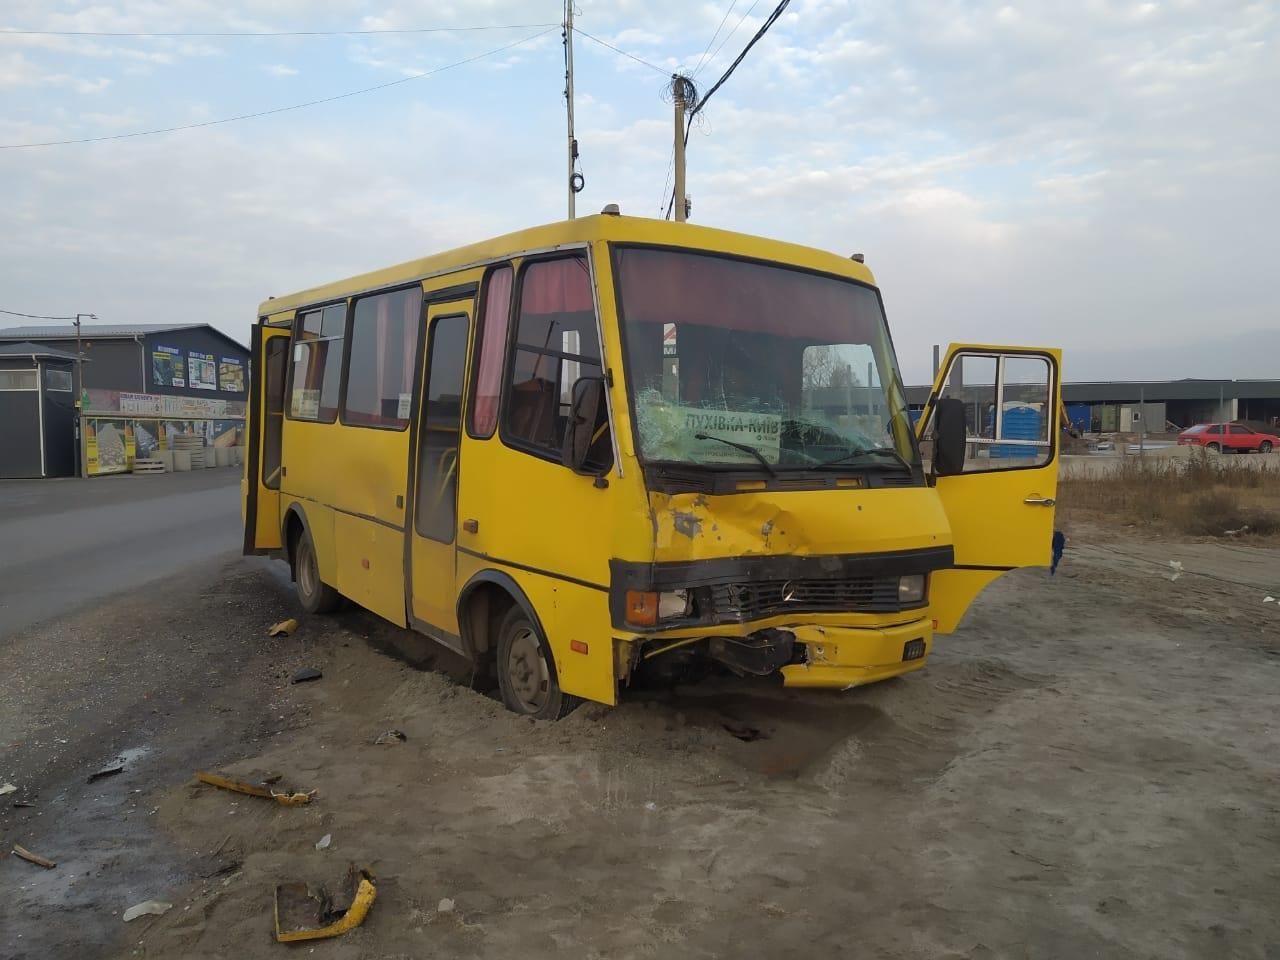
[615,247,918,472]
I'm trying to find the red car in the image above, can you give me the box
[1177,422,1278,453]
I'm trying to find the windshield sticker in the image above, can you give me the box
[636,395,782,464]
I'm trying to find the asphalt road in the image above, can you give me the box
[0,469,244,641]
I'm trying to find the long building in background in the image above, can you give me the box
[0,323,248,477]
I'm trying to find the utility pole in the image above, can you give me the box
[563,0,578,220]
[73,312,96,478]
[673,76,688,222]
[668,75,696,222]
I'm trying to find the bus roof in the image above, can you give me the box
[257,214,878,317]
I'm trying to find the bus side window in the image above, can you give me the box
[469,265,513,439]
[503,256,609,467]
[416,315,470,543]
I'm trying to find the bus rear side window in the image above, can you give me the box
[344,287,422,430]
[469,265,513,439]
[290,303,345,421]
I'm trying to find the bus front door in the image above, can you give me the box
[916,344,1063,633]
[407,304,472,652]
[243,319,292,554]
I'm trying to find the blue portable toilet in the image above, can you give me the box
[990,404,1042,459]
[1064,403,1091,434]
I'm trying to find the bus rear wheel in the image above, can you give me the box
[496,606,574,720]
[293,527,340,614]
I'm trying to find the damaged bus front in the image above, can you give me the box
[585,243,1060,692]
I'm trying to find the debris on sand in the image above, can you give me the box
[268,618,299,637]
[291,667,323,684]
[315,834,331,851]
[87,762,125,783]
[373,729,406,745]
[195,770,316,807]
[1167,560,1183,582]
[437,898,456,914]
[123,900,173,922]
[0,783,16,796]
[12,844,56,869]
[274,865,376,943]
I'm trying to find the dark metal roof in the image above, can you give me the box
[906,379,1280,405]
[0,323,204,340]
[0,341,81,361]
[0,323,248,353]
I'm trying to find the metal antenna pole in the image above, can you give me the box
[564,0,577,220]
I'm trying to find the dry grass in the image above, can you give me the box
[1059,454,1280,538]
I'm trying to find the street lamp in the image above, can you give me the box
[73,312,96,410]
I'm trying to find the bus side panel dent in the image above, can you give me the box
[929,568,1003,634]
[332,513,407,628]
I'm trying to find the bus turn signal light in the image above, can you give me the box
[571,640,589,654]
[625,591,658,626]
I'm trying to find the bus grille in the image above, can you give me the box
[708,576,909,621]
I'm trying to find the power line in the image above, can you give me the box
[0,23,558,39]
[692,0,739,77]
[668,0,790,217]
[0,308,80,320]
[688,0,790,132]
[575,28,668,75]
[705,0,763,70]
[0,28,555,150]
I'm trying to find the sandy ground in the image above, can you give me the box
[3,526,1279,959]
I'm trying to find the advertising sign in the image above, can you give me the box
[218,357,245,393]
[188,351,217,391]
[85,418,134,475]
[152,345,185,388]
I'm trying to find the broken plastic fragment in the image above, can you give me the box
[1167,560,1183,583]
[438,898,456,914]
[274,866,376,942]
[291,666,323,684]
[316,834,331,851]
[268,618,299,636]
[195,770,316,806]
[123,900,172,922]
[373,729,406,745]
[12,844,55,869]
[0,783,16,796]
[1265,596,1276,604]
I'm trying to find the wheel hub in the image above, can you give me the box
[507,628,548,711]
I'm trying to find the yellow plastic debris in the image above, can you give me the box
[194,771,316,807]
[274,867,377,943]
[268,618,299,637]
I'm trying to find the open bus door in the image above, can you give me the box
[915,344,1063,633]
[243,319,292,555]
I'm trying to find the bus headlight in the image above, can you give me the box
[658,590,691,619]
[898,575,925,604]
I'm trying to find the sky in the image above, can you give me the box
[2,0,1277,384]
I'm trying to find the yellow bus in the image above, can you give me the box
[242,211,1061,718]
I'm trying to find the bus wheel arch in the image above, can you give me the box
[457,572,576,719]
[282,504,339,614]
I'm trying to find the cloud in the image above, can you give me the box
[0,0,1276,383]
[262,63,298,77]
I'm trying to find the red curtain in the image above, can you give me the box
[616,248,877,341]
[520,257,593,314]
[473,266,513,436]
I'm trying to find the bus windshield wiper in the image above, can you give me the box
[694,433,777,476]
[815,446,912,472]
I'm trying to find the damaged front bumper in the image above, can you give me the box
[780,619,932,689]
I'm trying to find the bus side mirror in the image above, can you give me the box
[932,397,967,477]
[563,376,607,475]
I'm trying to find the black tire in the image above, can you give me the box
[495,606,576,720]
[1206,442,1220,453]
[1260,441,1272,454]
[293,527,340,614]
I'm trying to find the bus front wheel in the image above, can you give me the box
[293,527,340,615]
[496,606,575,720]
